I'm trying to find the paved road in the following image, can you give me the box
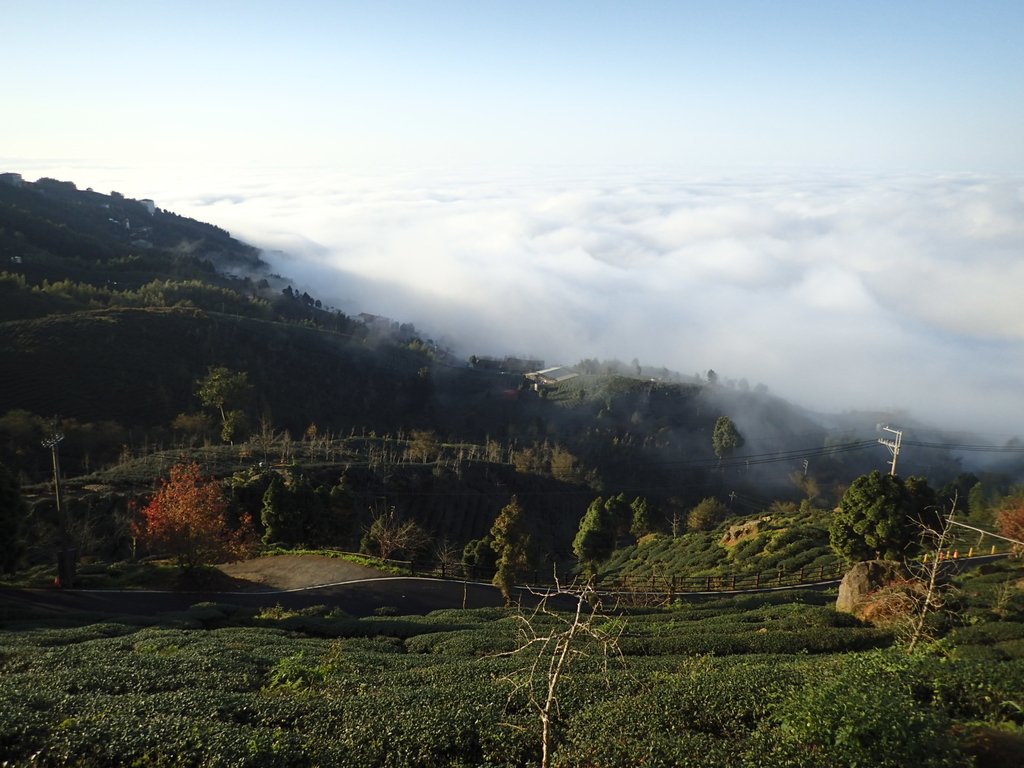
[2,554,1009,623]
[0,577,513,620]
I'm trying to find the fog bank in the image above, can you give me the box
[11,162,1023,436]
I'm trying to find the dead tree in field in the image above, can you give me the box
[494,579,625,768]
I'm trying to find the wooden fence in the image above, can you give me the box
[323,544,1017,603]
[330,550,848,595]
[604,562,847,595]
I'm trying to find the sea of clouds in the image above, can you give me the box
[9,162,1024,436]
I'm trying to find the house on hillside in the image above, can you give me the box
[525,366,579,390]
[0,172,23,188]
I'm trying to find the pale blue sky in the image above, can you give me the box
[4,2,1024,432]
[5,0,1023,172]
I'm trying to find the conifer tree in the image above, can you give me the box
[712,415,744,459]
[491,496,532,604]
[629,496,653,538]
[573,496,614,576]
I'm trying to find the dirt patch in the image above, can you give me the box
[217,555,388,591]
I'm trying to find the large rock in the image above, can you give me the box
[720,518,764,547]
[836,560,909,614]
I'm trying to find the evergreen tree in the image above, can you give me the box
[463,534,498,576]
[604,493,632,540]
[324,477,354,544]
[629,496,653,538]
[712,415,744,459]
[572,496,614,576]
[490,496,531,604]
[830,471,939,562]
[261,475,299,545]
[967,481,996,526]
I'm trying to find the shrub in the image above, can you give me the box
[754,651,967,767]
[948,621,1024,646]
[924,657,1024,724]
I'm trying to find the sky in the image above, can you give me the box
[3,1,1024,435]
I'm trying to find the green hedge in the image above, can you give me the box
[1,600,1021,767]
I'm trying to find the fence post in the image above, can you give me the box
[410,559,415,576]
[705,575,712,591]
[730,574,736,590]
[670,574,676,601]
[777,569,783,586]
[754,572,761,588]
[799,567,805,583]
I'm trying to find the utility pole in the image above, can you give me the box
[877,425,903,476]
[42,419,64,519]
[42,417,74,587]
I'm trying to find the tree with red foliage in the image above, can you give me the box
[995,492,1024,553]
[139,462,254,569]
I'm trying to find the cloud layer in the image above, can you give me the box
[11,162,1023,434]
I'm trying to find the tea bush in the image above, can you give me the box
[948,620,1024,645]
[2,593,1022,767]
[754,652,968,768]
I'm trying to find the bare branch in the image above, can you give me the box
[489,578,626,768]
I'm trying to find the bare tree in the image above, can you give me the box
[366,505,430,561]
[433,537,463,578]
[278,431,294,464]
[249,415,281,463]
[906,500,959,653]
[862,498,960,653]
[494,579,625,768]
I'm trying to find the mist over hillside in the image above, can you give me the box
[2,169,1021,493]
[13,164,1022,438]
[2,167,1024,588]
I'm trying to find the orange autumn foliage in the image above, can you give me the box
[995,495,1024,554]
[139,461,254,569]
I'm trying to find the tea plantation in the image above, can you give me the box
[2,570,1023,767]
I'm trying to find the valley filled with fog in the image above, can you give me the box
[25,164,1018,437]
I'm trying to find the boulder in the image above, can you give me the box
[836,559,909,614]
[720,519,763,547]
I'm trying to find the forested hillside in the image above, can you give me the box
[2,174,1020,571]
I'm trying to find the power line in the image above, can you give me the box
[904,440,1024,453]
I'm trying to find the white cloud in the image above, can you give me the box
[7,160,1022,434]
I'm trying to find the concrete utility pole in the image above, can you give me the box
[41,419,65,519]
[41,417,74,587]
[877,425,903,476]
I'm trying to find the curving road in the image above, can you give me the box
[0,577,517,620]
[1,554,1009,622]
